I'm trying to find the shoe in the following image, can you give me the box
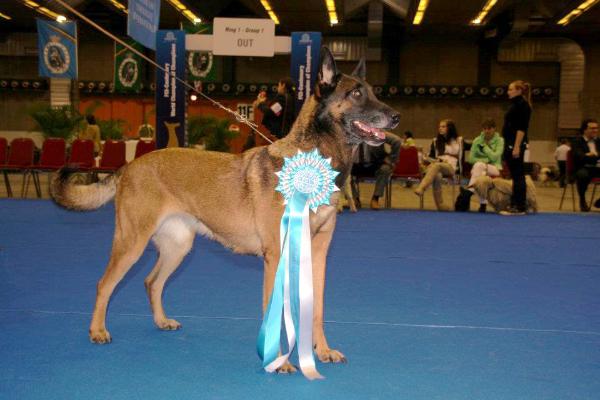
[594,198,600,209]
[454,187,473,212]
[370,198,380,210]
[478,204,487,213]
[580,201,590,212]
[499,206,526,216]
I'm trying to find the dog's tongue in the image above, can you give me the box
[354,121,386,140]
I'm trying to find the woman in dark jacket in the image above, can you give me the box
[500,80,532,215]
[254,77,296,139]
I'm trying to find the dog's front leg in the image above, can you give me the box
[312,214,347,364]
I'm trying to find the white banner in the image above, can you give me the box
[212,18,275,57]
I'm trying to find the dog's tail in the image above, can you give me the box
[50,167,120,211]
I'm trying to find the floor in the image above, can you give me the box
[1,200,599,399]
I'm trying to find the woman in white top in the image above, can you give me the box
[414,119,463,210]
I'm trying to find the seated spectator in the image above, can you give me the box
[402,131,416,147]
[413,119,463,211]
[455,119,504,212]
[572,118,600,211]
[351,131,401,210]
[79,114,102,155]
[554,138,570,188]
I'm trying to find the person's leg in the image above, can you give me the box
[414,163,442,195]
[558,161,566,188]
[506,153,526,211]
[575,167,591,211]
[372,163,392,209]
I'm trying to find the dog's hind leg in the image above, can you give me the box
[145,215,196,331]
[312,215,346,364]
[89,217,154,344]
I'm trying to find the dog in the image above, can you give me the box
[471,175,538,213]
[538,166,558,187]
[50,47,399,373]
[337,175,358,213]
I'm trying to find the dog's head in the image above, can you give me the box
[314,47,400,146]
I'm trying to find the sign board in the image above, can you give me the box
[236,103,255,122]
[291,32,321,116]
[127,0,160,50]
[212,18,275,57]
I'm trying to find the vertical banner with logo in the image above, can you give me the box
[37,19,78,79]
[156,30,186,149]
[127,0,160,50]
[183,23,220,83]
[290,32,321,116]
[114,40,144,93]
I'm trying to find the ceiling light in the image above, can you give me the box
[0,12,11,20]
[470,0,498,25]
[193,17,201,24]
[557,0,600,25]
[412,0,429,25]
[56,15,66,23]
[164,0,202,24]
[107,0,127,14]
[21,1,61,20]
[324,0,339,25]
[260,0,280,25]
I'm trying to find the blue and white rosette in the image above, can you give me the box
[257,149,339,380]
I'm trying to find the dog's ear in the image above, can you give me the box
[315,47,339,98]
[351,58,366,80]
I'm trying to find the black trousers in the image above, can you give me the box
[557,160,566,188]
[504,150,526,210]
[574,166,600,203]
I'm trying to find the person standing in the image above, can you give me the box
[554,138,570,188]
[253,77,296,139]
[499,80,532,216]
[79,114,102,155]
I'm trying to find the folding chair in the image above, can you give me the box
[0,138,35,198]
[25,138,66,198]
[134,139,156,159]
[93,140,126,177]
[67,139,96,185]
[386,146,423,209]
[558,150,576,211]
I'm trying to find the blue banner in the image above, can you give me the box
[155,30,186,149]
[37,19,78,79]
[127,0,160,50]
[290,32,321,115]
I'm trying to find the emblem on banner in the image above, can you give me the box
[117,53,139,88]
[299,33,312,44]
[43,35,70,75]
[188,52,213,79]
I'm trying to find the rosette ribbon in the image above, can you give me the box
[257,149,339,380]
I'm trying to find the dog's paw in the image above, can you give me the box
[156,318,182,330]
[276,362,297,374]
[316,348,347,363]
[89,329,112,344]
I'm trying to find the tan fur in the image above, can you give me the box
[50,51,399,373]
[472,175,538,213]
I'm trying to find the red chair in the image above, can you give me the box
[25,138,66,198]
[0,138,35,197]
[386,146,423,209]
[558,150,576,211]
[0,137,9,196]
[134,139,156,159]
[68,139,96,170]
[94,140,126,175]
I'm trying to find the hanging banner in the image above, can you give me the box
[183,23,220,83]
[114,40,144,93]
[127,0,160,50]
[37,19,78,79]
[290,32,321,116]
[156,30,186,149]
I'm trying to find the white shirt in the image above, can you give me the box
[438,140,460,170]
[586,138,598,156]
[554,144,570,161]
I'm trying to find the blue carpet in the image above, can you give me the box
[1,199,599,399]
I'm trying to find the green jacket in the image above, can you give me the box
[468,132,504,168]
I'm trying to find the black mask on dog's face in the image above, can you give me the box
[315,47,400,146]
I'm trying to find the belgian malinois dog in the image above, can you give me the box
[51,47,399,373]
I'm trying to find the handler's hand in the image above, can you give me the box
[512,147,520,158]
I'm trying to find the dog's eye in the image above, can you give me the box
[351,89,362,98]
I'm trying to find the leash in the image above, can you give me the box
[50,0,274,144]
